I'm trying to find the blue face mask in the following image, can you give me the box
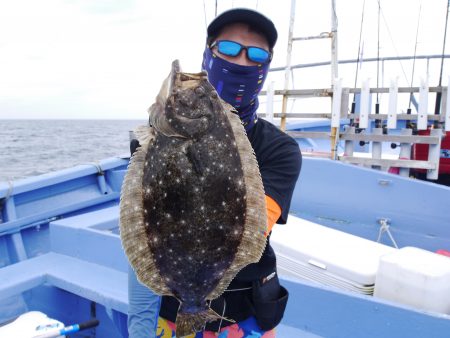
[202,48,270,131]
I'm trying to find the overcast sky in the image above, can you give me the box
[0,0,448,120]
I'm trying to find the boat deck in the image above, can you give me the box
[1,156,450,337]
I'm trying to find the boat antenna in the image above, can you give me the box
[375,0,382,128]
[433,0,450,127]
[408,3,422,116]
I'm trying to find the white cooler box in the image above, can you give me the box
[374,246,450,315]
[271,215,396,295]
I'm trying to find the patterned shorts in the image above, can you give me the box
[156,316,276,338]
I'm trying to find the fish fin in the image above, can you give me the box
[175,307,232,338]
[207,105,267,300]
[119,138,173,296]
[132,124,155,147]
[147,67,187,138]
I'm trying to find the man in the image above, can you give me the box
[128,8,301,338]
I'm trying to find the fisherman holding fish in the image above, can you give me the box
[125,8,302,338]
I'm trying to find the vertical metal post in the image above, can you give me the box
[372,127,383,170]
[417,77,429,130]
[399,128,413,177]
[427,128,443,180]
[330,0,340,158]
[331,0,339,82]
[280,0,296,131]
[344,126,355,157]
[446,80,450,131]
[266,81,275,124]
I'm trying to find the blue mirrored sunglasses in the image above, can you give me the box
[210,40,272,64]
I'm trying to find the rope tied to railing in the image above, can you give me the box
[90,162,104,176]
[376,218,399,249]
[0,180,14,224]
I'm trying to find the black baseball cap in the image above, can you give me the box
[207,8,278,49]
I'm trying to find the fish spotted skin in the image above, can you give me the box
[120,60,267,337]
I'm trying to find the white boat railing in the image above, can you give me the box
[260,84,448,180]
[261,0,448,180]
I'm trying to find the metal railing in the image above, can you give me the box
[260,84,449,180]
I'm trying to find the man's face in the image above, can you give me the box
[212,23,270,66]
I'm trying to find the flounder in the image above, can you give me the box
[120,60,267,337]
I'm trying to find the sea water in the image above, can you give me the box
[0,119,145,182]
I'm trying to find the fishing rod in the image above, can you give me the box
[407,2,422,130]
[375,0,382,128]
[32,319,99,338]
[433,0,450,127]
[350,0,366,127]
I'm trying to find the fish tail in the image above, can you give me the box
[175,307,232,337]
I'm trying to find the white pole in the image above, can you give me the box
[330,0,340,159]
[266,81,275,124]
[280,0,296,131]
[331,0,339,80]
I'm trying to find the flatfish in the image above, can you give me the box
[120,60,267,337]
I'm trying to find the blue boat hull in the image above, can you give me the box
[1,155,449,337]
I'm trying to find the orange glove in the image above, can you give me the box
[265,195,281,237]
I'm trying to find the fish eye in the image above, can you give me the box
[195,86,205,97]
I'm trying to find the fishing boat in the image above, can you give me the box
[1,0,450,337]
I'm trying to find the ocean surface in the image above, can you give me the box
[0,119,146,182]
